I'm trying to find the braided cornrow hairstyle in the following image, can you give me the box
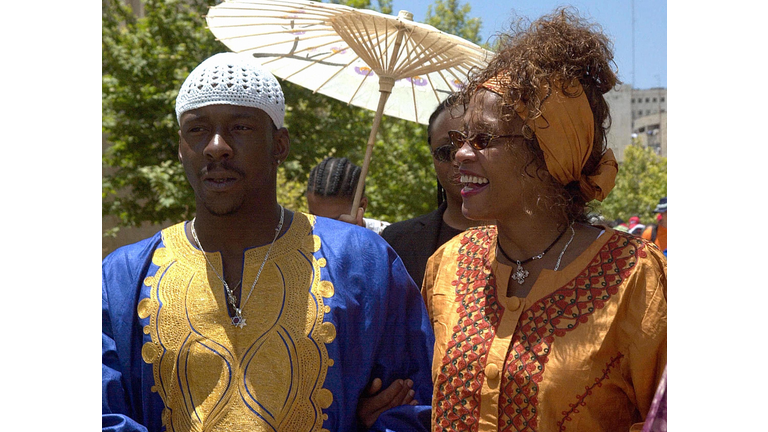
[307,157,363,198]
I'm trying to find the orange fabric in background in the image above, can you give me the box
[642,225,667,252]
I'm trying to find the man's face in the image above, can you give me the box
[178,104,288,217]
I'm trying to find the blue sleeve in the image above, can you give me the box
[102,267,149,432]
[370,404,432,432]
[315,219,434,431]
[102,236,164,432]
[369,248,434,432]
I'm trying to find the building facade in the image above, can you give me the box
[604,85,667,161]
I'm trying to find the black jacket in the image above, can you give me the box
[381,202,448,287]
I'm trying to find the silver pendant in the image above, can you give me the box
[232,315,247,328]
[232,308,246,328]
[512,262,529,285]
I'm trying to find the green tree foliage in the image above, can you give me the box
[102,0,225,228]
[425,0,482,45]
[596,144,667,225]
[103,0,482,233]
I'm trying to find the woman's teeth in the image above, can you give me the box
[460,174,488,184]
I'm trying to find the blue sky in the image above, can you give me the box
[389,0,666,89]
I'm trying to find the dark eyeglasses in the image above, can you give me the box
[431,144,454,163]
[447,130,522,151]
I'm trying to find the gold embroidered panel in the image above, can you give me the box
[137,215,336,432]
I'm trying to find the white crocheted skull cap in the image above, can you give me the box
[175,52,285,128]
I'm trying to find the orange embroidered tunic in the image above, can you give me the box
[422,226,667,432]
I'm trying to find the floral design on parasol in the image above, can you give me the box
[206,0,493,215]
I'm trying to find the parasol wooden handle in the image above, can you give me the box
[350,88,391,218]
[350,22,407,219]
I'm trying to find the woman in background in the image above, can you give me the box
[382,95,491,285]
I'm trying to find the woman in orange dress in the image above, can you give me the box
[422,8,667,432]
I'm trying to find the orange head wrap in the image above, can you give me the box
[480,76,617,202]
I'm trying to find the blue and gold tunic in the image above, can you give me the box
[102,212,434,432]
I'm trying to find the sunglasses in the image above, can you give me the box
[447,130,523,151]
[431,144,454,163]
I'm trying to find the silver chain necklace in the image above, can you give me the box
[498,225,568,285]
[190,206,284,328]
[554,224,576,271]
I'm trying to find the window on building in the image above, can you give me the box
[652,97,657,102]
[661,97,665,102]
[645,98,650,103]
[631,98,635,103]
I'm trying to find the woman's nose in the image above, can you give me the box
[454,140,475,164]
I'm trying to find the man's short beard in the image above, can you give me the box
[200,195,245,217]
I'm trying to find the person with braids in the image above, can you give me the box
[421,8,666,431]
[306,156,391,235]
[381,95,492,286]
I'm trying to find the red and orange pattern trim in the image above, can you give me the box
[434,227,646,431]
[433,228,502,431]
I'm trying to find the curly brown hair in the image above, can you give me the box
[459,7,619,227]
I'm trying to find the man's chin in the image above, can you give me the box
[202,201,243,217]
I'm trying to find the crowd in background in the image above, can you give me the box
[607,196,668,256]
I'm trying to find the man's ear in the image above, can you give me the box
[359,196,368,213]
[272,127,290,164]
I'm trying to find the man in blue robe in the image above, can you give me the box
[102,52,434,432]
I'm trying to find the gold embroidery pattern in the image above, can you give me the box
[138,214,336,432]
